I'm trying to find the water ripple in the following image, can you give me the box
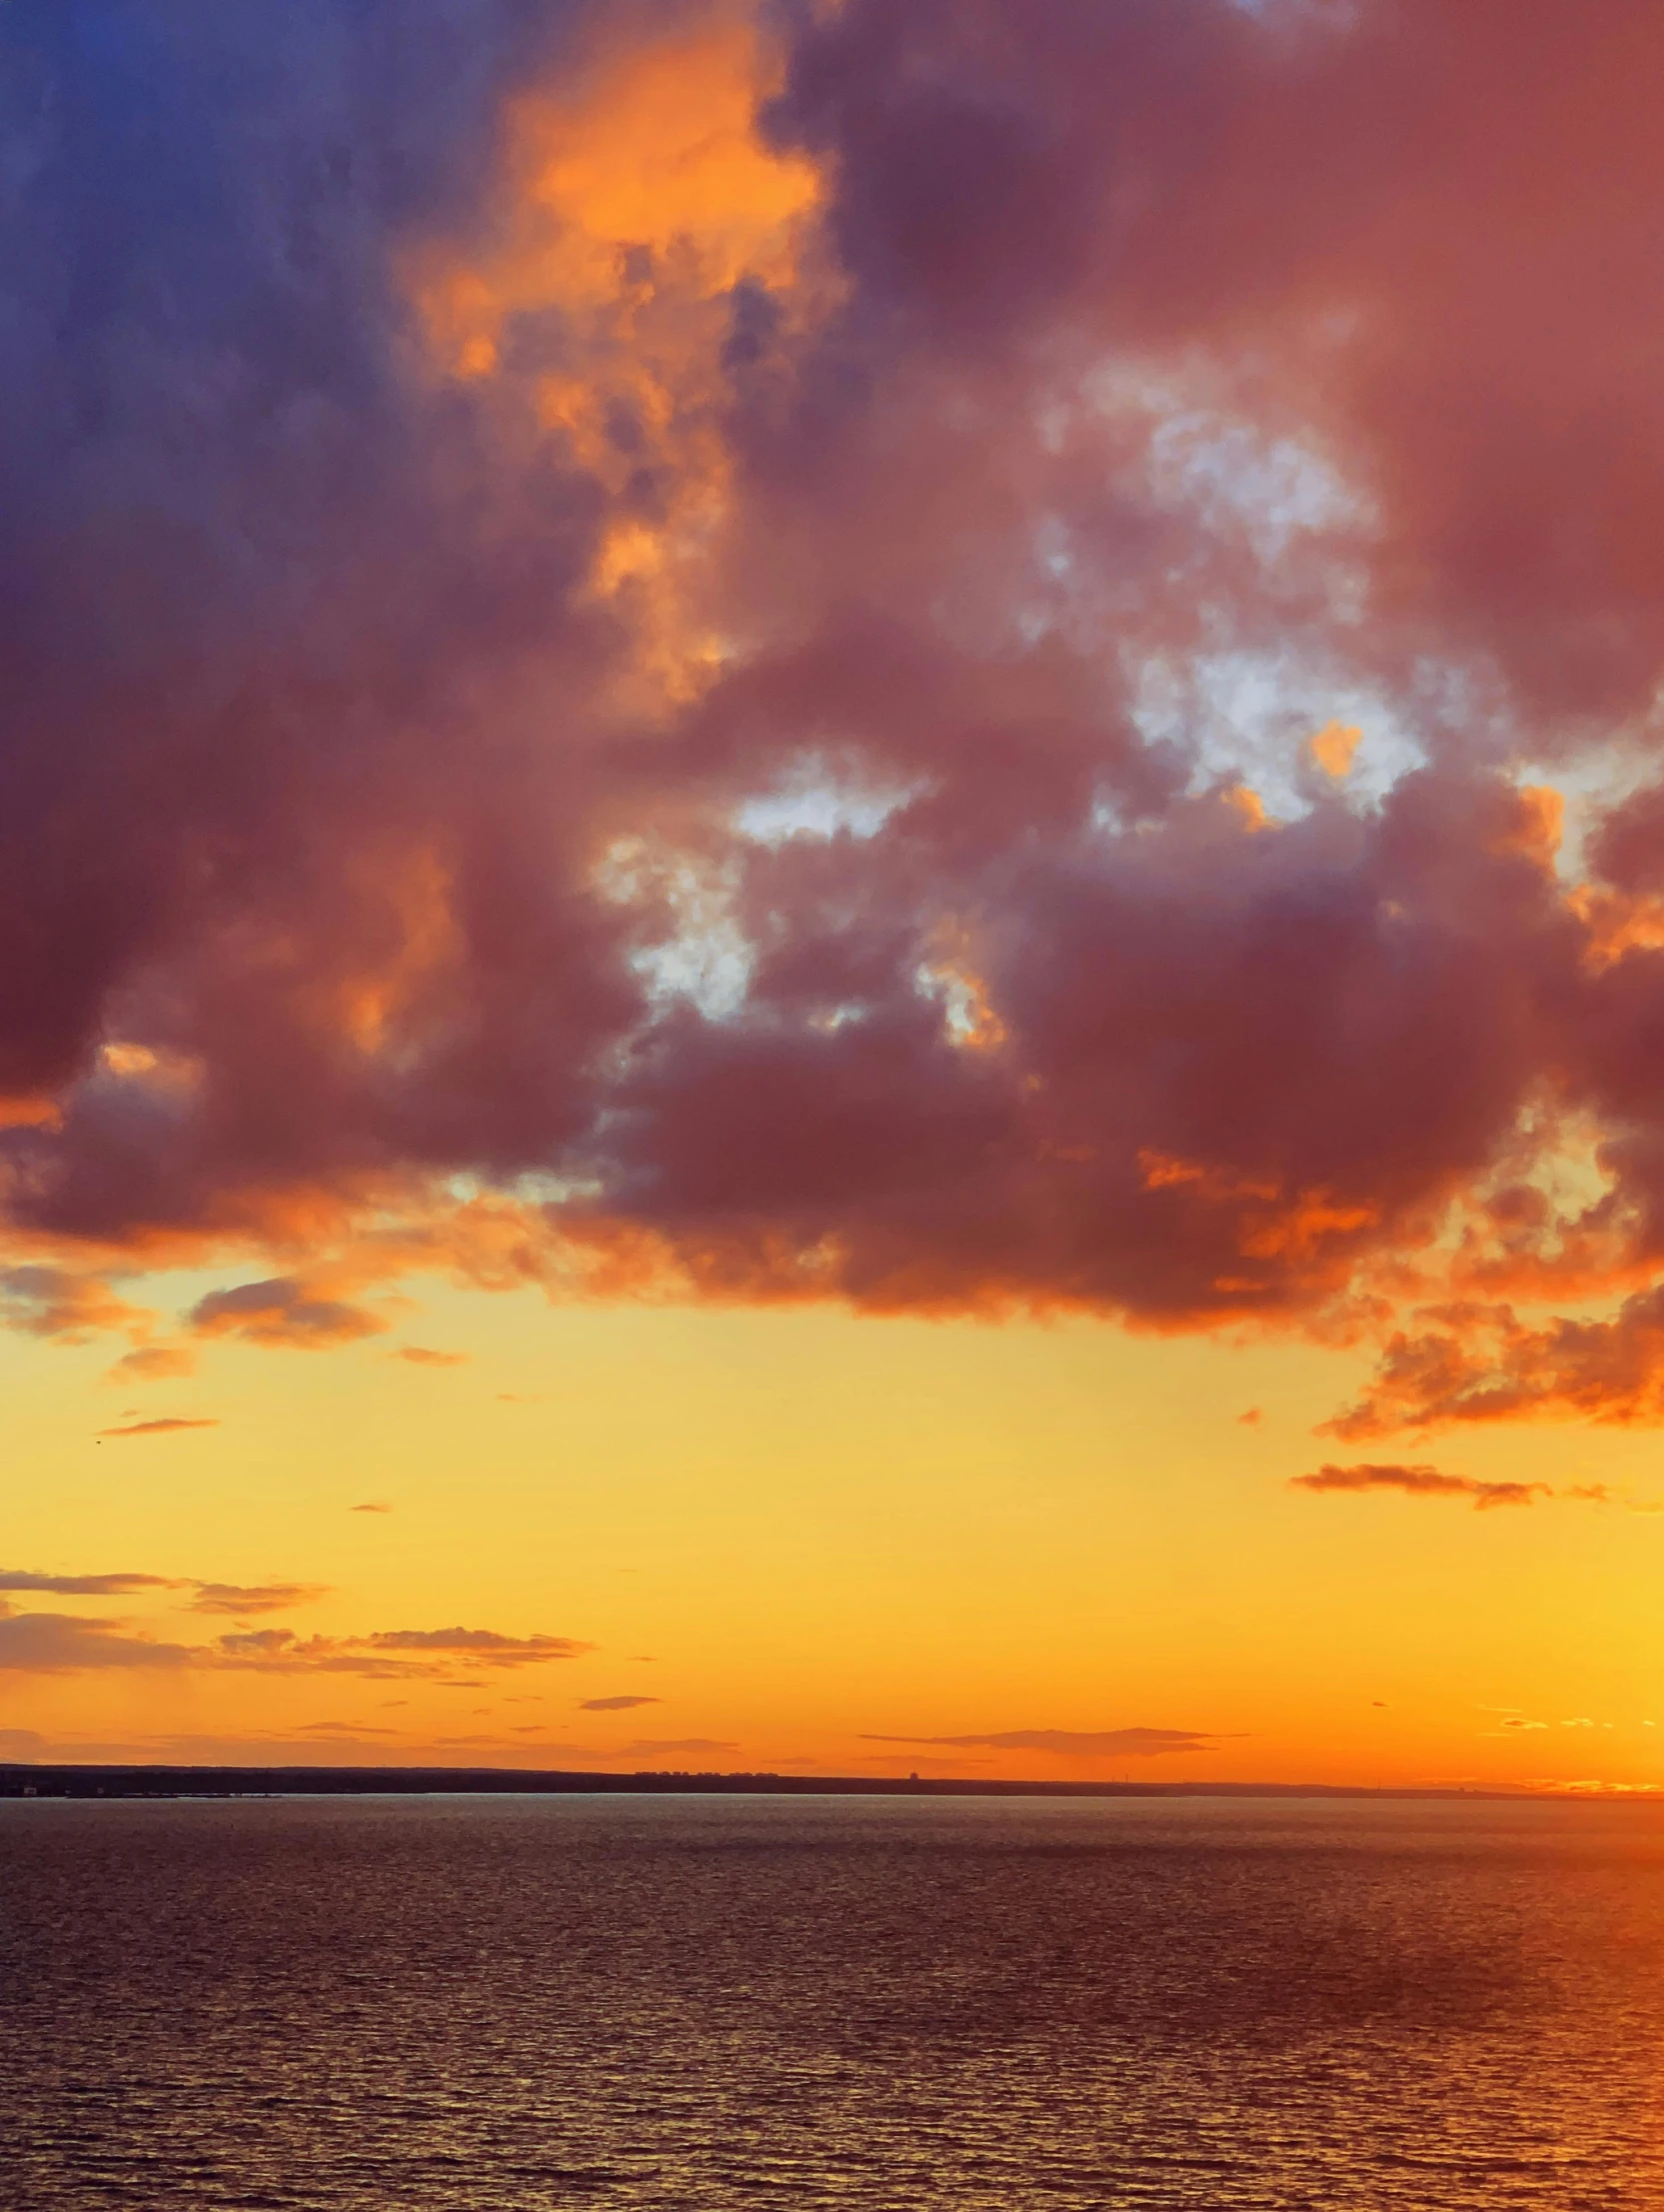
[3,1794,1663,2208]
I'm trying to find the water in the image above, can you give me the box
[3,1793,1663,2209]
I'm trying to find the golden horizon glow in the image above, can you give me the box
[5,1278,1663,1794]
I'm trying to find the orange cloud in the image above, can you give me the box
[860,1727,1217,1758]
[189,1277,386,1349]
[0,1568,185,1597]
[626,1738,738,1757]
[359,1627,590,1666]
[0,1619,593,1682]
[0,1567,326,1613]
[0,1612,195,1672]
[1327,1289,1664,1436]
[408,3,827,711]
[1309,723,1362,779]
[107,1344,198,1382]
[186,1583,330,1617]
[1291,1462,1550,1511]
[0,1267,149,1342]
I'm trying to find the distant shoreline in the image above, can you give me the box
[0,1764,1617,1803]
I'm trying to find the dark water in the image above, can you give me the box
[4,1795,1664,2209]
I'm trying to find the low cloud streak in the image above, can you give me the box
[101,1418,219,1439]
[1295,1462,1563,1511]
[861,1728,1218,1759]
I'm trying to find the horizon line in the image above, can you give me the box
[2,1764,1650,1804]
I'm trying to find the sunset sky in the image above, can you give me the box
[6,0,1664,1791]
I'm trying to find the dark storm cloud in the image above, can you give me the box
[0,0,629,1242]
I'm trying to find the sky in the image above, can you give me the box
[5,0,1664,1791]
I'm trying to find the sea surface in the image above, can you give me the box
[3,1793,1664,2209]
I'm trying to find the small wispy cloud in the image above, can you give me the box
[0,1567,185,1597]
[107,1344,198,1382]
[0,1568,325,1616]
[579,1695,661,1712]
[396,1346,468,1368]
[190,1277,385,1350]
[626,1738,737,1757]
[1292,1462,1549,1510]
[0,1613,590,1681]
[860,1727,1217,1758]
[100,1416,219,1439]
[0,1266,146,1342]
[0,1613,196,1671]
[364,1628,590,1663]
[1294,1462,1658,1512]
[187,1583,330,1617]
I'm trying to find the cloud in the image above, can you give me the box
[198,1626,591,1679]
[0,1567,325,1613]
[0,1729,47,1759]
[395,1346,468,1367]
[0,1613,196,1672]
[626,1739,739,1757]
[1327,1292,1664,1437]
[351,1501,394,1514]
[0,1267,147,1342]
[579,1695,661,1711]
[0,1608,586,1680]
[186,1583,330,1617]
[363,1628,591,1663]
[1291,1462,1552,1511]
[107,1345,198,1382]
[860,1728,1217,1758]
[100,1418,219,1438]
[0,0,1661,1435]
[0,1728,612,1767]
[0,1568,185,1597]
[189,1279,386,1350]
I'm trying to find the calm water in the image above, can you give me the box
[3,1794,1664,2209]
